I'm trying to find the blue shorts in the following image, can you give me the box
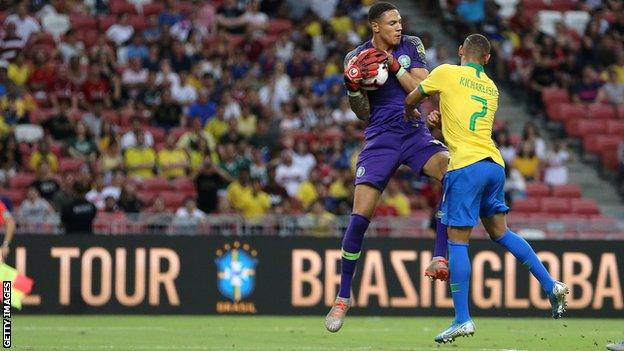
[440,159,509,227]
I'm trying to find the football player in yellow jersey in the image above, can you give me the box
[405,34,569,344]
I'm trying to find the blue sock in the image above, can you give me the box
[448,240,471,324]
[339,214,370,298]
[496,229,555,293]
[433,217,448,258]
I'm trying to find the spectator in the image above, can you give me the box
[305,199,336,237]
[205,106,229,142]
[85,175,106,210]
[51,174,75,211]
[0,135,22,172]
[0,22,26,61]
[237,105,258,138]
[513,141,540,181]
[51,67,78,110]
[158,134,189,179]
[82,103,104,138]
[42,102,74,142]
[249,148,268,186]
[7,52,29,86]
[125,34,149,63]
[522,122,546,160]
[121,57,148,100]
[68,56,87,87]
[5,3,41,42]
[331,97,358,124]
[170,70,197,106]
[118,182,143,213]
[597,68,624,106]
[504,166,527,204]
[186,89,216,126]
[153,90,182,130]
[100,195,125,219]
[496,130,517,164]
[195,156,232,214]
[292,139,316,177]
[227,166,252,210]
[57,30,84,64]
[456,0,485,31]
[175,197,207,221]
[120,118,154,150]
[61,181,97,234]
[383,179,411,217]
[18,186,55,219]
[80,66,111,109]
[28,51,56,101]
[106,14,134,46]
[297,169,320,210]
[275,150,307,197]
[68,123,98,163]
[264,166,289,207]
[101,171,125,201]
[99,139,122,181]
[29,140,59,173]
[572,66,602,104]
[544,141,572,186]
[124,132,156,179]
[237,178,271,221]
[217,0,247,34]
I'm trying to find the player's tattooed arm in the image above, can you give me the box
[348,91,371,121]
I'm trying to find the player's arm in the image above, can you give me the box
[404,65,448,121]
[343,49,381,121]
[387,36,430,93]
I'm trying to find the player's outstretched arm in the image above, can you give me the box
[404,85,428,122]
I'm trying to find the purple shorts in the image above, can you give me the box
[354,126,447,191]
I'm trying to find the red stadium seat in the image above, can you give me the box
[129,15,148,31]
[552,184,581,198]
[161,191,188,210]
[540,198,570,214]
[173,177,195,192]
[142,2,165,15]
[523,0,546,11]
[617,106,624,119]
[267,19,294,35]
[606,120,624,136]
[587,104,616,120]
[525,182,551,198]
[141,177,171,191]
[137,190,157,205]
[75,29,98,48]
[569,119,606,138]
[170,127,189,141]
[511,198,541,213]
[583,135,620,154]
[98,16,117,31]
[541,87,569,105]
[70,14,97,30]
[110,0,138,15]
[173,1,194,14]
[59,158,84,173]
[102,110,120,125]
[146,127,166,144]
[552,103,585,123]
[570,198,599,215]
[550,0,575,10]
[9,173,36,189]
[600,149,619,170]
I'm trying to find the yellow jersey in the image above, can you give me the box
[419,63,504,171]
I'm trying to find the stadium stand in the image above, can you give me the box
[0,0,620,238]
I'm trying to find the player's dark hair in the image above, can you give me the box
[463,34,491,59]
[368,2,397,22]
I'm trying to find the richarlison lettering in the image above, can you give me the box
[459,77,499,97]
[291,249,623,310]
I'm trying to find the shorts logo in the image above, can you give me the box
[398,55,411,69]
[356,166,365,178]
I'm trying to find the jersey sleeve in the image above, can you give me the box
[405,35,427,70]
[418,64,451,96]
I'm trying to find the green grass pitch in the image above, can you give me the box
[10,315,623,350]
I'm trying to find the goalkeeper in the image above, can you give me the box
[325,2,450,333]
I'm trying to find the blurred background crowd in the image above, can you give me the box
[0,0,620,236]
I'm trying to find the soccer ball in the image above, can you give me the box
[361,61,389,91]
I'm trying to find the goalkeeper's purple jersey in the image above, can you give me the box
[345,35,427,139]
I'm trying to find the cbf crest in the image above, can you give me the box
[215,241,258,313]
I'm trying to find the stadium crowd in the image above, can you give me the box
[0,0,614,235]
[436,0,624,194]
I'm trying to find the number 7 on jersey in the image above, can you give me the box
[469,95,487,131]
